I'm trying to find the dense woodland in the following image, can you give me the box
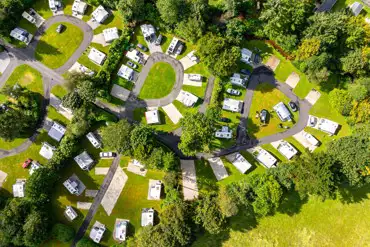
[0,0,370,246]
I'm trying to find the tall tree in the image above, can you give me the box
[156,0,186,26]
[117,0,146,24]
[179,112,215,156]
[260,0,315,51]
[23,210,50,247]
[195,192,225,234]
[100,119,133,154]
[197,33,240,77]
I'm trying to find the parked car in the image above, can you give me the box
[240,69,251,76]
[220,117,231,123]
[288,101,298,112]
[137,43,148,51]
[226,88,241,96]
[127,61,138,69]
[155,34,163,46]
[22,158,32,168]
[99,152,117,159]
[56,24,65,33]
[176,43,184,55]
[260,109,268,124]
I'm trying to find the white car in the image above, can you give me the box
[99,152,117,159]
[226,88,241,96]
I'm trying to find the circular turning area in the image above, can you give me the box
[138,62,176,99]
[35,22,84,69]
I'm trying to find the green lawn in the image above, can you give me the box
[51,84,68,99]
[242,40,314,99]
[77,46,102,72]
[333,0,370,17]
[0,65,43,150]
[86,158,165,246]
[131,26,150,56]
[32,0,53,19]
[18,18,37,35]
[133,107,180,132]
[35,22,84,69]
[139,62,176,99]
[93,10,125,35]
[247,82,299,139]
[193,184,370,247]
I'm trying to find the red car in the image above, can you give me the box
[22,159,32,168]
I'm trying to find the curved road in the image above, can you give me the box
[1,13,314,246]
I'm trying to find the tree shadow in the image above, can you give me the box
[34,39,62,56]
[337,183,370,204]
[246,117,259,139]
[277,190,308,216]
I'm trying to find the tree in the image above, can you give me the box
[223,0,253,18]
[176,17,204,43]
[260,0,315,51]
[290,153,337,199]
[0,86,41,141]
[266,163,295,191]
[76,236,98,247]
[62,91,82,110]
[300,53,332,84]
[52,224,75,242]
[179,112,215,156]
[248,174,283,216]
[25,168,58,205]
[345,16,370,49]
[328,131,370,186]
[226,18,248,43]
[341,48,370,77]
[77,80,97,102]
[329,89,353,116]
[159,203,192,246]
[0,198,30,246]
[348,83,368,101]
[156,0,185,26]
[101,119,133,154]
[304,12,348,51]
[197,33,241,77]
[296,38,321,60]
[130,124,155,151]
[23,210,50,247]
[195,192,225,234]
[117,0,145,24]
[217,185,239,217]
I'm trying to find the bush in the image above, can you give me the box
[76,237,98,247]
[52,224,75,242]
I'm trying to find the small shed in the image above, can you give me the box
[145,110,160,124]
[86,132,102,148]
[64,206,78,221]
[222,98,243,113]
[273,102,292,122]
[256,149,277,168]
[241,48,253,64]
[74,151,94,170]
[88,48,106,65]
[225,152,252,174]
[90,221,106,243]
[215,126,232,139]
[39,142,56,160]
[141,208,154,226]
[140,24,156,42]
[103,27,119,43]
[91,5,109,23]
[148,180,161,200]
[117,64,134,81]
[10,27,32,44]
[114,219,128,242]
[72,0,87,15]
[350,2,363,16]
[13,179,26,198]
[48,121,66,142]
[176,90,198,107]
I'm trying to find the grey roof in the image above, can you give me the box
[74,151,94,170]
[316,0,338,12]
[350,2,363,16]
[273,102,291,121]
[48,122,66,142]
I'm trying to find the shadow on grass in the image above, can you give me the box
[277,190,308,216]
[35,40,62,56]
[337,183,370,204]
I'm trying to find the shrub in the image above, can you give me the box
[52,224,75,242]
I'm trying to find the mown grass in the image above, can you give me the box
[193,184,370,247]
[139,62,176,99]
[247,82,299,139]
[133,107,180,133]
[86,158,165,246]
[51,84,68,99]
[0,65,43,150]
[35,22,84,69]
